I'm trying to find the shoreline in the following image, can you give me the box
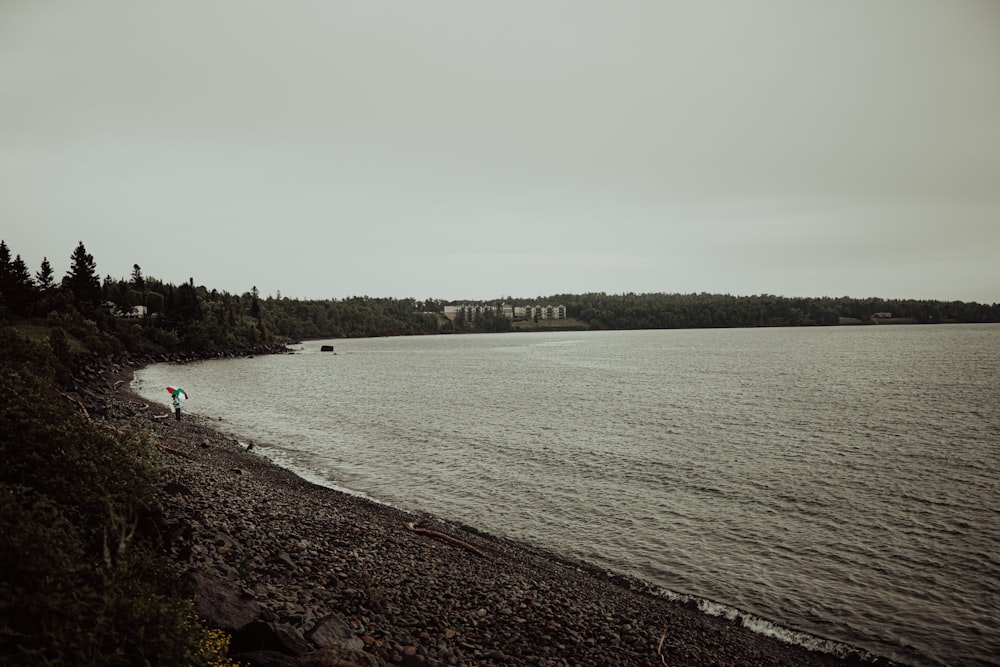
[104,361,899,666]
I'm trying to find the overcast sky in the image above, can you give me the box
[2,1,999,303]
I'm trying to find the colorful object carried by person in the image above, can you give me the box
[166,386,188,400]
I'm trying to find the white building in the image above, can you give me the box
[523,304,566,320]
[443,303,566,321]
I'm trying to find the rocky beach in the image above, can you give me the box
[86,355,898,667]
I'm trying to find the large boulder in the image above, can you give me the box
[306,613,364,652]
[181,569,260,633]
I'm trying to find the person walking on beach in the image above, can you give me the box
[167,386,188,421]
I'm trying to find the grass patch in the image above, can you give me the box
[12,324,88,354]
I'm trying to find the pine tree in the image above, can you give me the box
[130,264,145,292]
[174,282,202,322]
[7,255,34,316]
[63,241,101,314]
[250,286,261,321]
[36,257,55,291]
[0,241,12,321]
[0,240,12,296]
[0,242,35,317]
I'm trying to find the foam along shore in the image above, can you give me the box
[105,365,899,667]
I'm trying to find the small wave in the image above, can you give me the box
[245,442,389,507]
[656,589,885,663]
[566,562,889,664]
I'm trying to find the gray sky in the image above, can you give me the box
[2,1,999,303]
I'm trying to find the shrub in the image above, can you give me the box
[0,362,159,555]
[0,483,223,666]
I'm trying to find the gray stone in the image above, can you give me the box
[183,569,260,632]
[307,613,364,652]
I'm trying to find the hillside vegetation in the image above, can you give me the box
[0,326,241,666]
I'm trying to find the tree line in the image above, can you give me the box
[549,291,1000,329]
[2,239,998,357]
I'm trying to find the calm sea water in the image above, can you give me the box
[134,325,1000,667]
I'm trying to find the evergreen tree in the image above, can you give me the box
[35,257,55,291]
[102,274,116,304]
[7,255,35,316]
[130,264,145,292]
[63,241,101,314]
[0,240,12,301]
[173,282,203,322]
[31,256,63,317]
[0,243,35,317]
[250,286,261,321]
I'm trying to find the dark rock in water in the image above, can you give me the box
[320,345,334,352]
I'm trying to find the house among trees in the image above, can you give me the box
[120,305,147,318]
[104,302,147,318]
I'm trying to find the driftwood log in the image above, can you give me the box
[404,520,487,558]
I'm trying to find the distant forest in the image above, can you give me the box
[2,239,998,356]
